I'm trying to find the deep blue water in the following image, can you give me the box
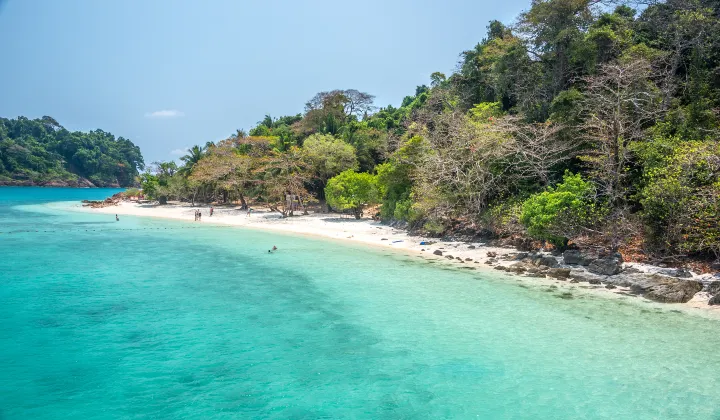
[2,187,720,419]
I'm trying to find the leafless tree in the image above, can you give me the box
[413,110,510,220]
[342,89,376,117]
[578,58,666,206]
[412,99,578,222]
[491,116,576,186]
[304,89,375,119]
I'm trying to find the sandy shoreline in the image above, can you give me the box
[70,201,720,317]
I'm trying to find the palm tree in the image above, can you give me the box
[179,145,204,176]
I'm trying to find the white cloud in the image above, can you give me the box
[145,109,185,119]
[170,148,189,156]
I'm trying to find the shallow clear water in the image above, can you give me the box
[2,187,720,419]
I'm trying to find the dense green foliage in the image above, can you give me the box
[0,116,144,186]
[303,134,358,194]
[638,140,720,256]
[520,172,598,247]
[325,170,379,219]
[145,0,720,261]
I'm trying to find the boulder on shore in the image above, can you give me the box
[705,281,720,295]
[708,294,720,306]
[533,255,559,268]
[587,253,623,276]
[563,249,591,266]
[433,250,443,256]
[507,263,527,274]
[630,274,703,303]
[547,268,571,279]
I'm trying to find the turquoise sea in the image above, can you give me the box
[2,187,720,419]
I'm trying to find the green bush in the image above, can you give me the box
[481,198,525,237]
[423,220,445,235]
[520,172,597,248]
[325,170,379,219]
[375,136,427,221]
[639,141,720,257]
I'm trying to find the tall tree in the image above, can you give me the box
[179,145,205,176]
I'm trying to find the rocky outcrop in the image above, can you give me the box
[507,263,528,274]
[433,250,443,256]
[706,281,720,295]
[709,294,720,306]
[672,268,694,278]
[82,193,123,208]
[534,255,559,268]
[502,254,563,277]
[547,268,571,279]
[629,274,703,303]
[562,250,591,266]
[588,253,623,276]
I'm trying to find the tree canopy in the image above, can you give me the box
[0,116,144,187]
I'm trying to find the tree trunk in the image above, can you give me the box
[238,194,247,210]
[269,205,287,218]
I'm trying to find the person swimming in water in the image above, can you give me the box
[268,245,277,253]
[115,214,119,221]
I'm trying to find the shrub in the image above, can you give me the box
[325,170,379,219]
[481,198,525,237]
[423,220,445,235]
[520,172,598,248]
[639,141,720,257]
[376,136,427,221]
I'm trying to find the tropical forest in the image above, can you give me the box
[0,116,144,187]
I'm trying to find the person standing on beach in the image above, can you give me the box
[194,210,197,221]
[198,211,202,221]
[210,207,214,217]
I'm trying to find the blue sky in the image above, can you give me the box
[0,0,529,163]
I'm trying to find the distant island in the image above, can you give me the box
[0,116,144,187]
